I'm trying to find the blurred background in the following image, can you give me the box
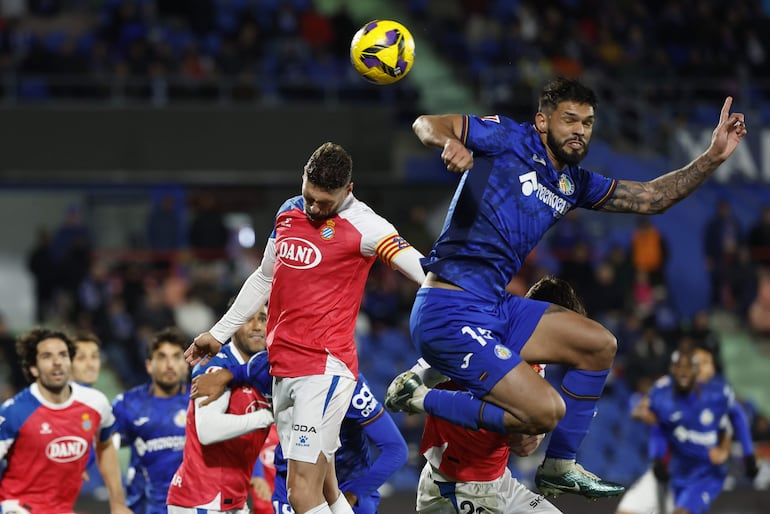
[1,0,769,512]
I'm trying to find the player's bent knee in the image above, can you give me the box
[524,390,565,433]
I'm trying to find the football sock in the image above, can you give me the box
[423,389,507,432]
[329,493,354,514]
[546,368,610,460]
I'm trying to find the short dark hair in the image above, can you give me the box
[73,331,102,348]
[525,275,587,316]
[538,77,597,114]
[16,327,75,383]
[303,142,353,190]
[149,327,188,358]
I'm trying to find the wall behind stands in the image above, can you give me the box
[0,106,395,178]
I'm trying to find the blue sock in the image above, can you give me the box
[546,368,609,460]
[423,389,507,432]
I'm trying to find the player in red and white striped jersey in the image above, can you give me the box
[185,142,426,514]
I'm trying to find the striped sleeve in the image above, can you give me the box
[375,234,412,267]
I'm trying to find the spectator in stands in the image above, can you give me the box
[0,312,24,398]
[624,322,670,395]
[704,199,743,309]
[748,205,770,267]
[630,217,667,286]
[188,195,228,257]
[27,226,56,323]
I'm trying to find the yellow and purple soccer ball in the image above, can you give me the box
[350,19,415,85]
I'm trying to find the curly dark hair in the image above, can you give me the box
[525,275,587,316]
[149,327,188,358]
[538,77,598,115]
[16,327,75,383]
[303,142,353,190]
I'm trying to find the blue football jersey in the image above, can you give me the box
[648,376,733,484]
[112,382,189,514]
[423,116,615,300]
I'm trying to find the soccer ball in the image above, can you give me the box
[350,19,415,85]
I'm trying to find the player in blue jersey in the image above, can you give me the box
[385,77,748,498]
[617,340,758,514]
[112,327,190,514]
[642,348,734,514]
[192,358,408,514]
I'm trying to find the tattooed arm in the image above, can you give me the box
[601,97,747,214]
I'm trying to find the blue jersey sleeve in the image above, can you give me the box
[648,423,668,460]
[245,351,272,398]
[571,166,617,209]
[252,457,265,479]
[111,392,133,443]
[463,115,527,155]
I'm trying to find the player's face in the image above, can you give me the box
[694,348,715,383]
[540,101,594,166]
[71,341,101,386]
[147,342,188,394]
[233,305,268,358]
[671,353,699,393]
[31,338,72,394]
[301,174,353,221]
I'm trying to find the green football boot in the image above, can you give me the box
[384,370,427,414]
[535,463,625,499]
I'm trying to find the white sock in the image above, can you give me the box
[540,457,575,475]
[329,493,355,514]
[305,503,332,514]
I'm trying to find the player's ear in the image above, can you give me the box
[30,366,40,379]
[535,112,547,134]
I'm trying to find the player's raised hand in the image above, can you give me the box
[184,332,222,366]
[441,139,474,173]
[191,367,232,406]
[707,96,747,163]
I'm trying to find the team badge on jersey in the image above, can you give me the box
[320,220,335,240]
[558,173,575,195]
[700,408,714,426]
[493,344,512,360]
[82,413,92,431]
[174,409,187,427]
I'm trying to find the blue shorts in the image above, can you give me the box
[409,287,549,397]
[672,477,725,514]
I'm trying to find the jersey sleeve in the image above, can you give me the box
[462,114,522,155]
[110,393,133,444]
[572,166,617,210]
[245,351,273,399]
[0,398,23,459]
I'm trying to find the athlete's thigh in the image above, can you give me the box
[673,478,725,514]
[274,375,355,464]
[519,304,609,366]
[410,288,526,398]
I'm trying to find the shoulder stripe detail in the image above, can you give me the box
[460,115,469,145]
[375,233,412,267]
[591,179,617,209]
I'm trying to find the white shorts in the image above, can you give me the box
[416,463,562,514]
[273,373,356,463]
[167,505,249,514]
[615,468,674,514]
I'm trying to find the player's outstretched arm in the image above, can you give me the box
[94,438,133,513]
[600,97,747,214]
[413,114,474,172]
